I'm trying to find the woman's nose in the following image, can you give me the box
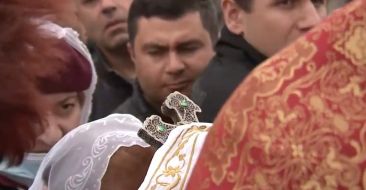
[37,115,64,148]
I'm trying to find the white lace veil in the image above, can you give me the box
[30,114,150,190]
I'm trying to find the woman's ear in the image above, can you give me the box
[222,0,247,35]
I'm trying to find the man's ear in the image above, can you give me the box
[222,0,246,35]
[127,42,136,65]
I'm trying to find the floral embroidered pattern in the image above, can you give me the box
[142,125,210,190]
[188,1,366,189]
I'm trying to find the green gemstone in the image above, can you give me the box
[157,124,166,132]
[180,100,188,108]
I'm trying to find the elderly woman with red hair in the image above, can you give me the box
[0,0,96,189]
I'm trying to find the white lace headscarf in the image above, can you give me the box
[30,114,150,190]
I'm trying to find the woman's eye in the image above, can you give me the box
[61,103,75,110]
[56,102,77,117]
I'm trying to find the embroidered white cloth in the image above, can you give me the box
[139,122,212,190]
[30,114,150,190]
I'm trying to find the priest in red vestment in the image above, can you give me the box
[188,0,366,189]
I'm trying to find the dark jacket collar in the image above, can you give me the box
[215,26,267,65]
[129,82,174,123]
[88,45,132,87]
[88,45,114,78]
[131,82,160,118]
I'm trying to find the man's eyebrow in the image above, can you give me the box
[176,39,204,48]
[142,42,168,51]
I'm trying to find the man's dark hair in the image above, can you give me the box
[234,0,253,12]
[128,0,220,45]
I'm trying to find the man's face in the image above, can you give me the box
[229,0,327,56]
[76,0,133,49]
[129,12,214,108]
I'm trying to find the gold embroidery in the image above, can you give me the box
[204,38,317,186]
[145,129,184,189]
[335,23,366,65]
[228,62,366,189]
[144,125,209,190]
[339,76,365,97]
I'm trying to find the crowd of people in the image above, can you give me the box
[0,0,362,189]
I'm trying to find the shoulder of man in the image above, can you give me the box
[113,86,155,122]
[192,54,254,122]
[114,97,136,115]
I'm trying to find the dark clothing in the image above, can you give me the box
[114,83,159,122]
[0,186,18,190]
[0,174,26,190]
[88,46,133,121]
[192,26,267,122]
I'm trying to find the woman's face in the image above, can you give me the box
[33,92,83,153]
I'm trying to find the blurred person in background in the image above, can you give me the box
[75,0,136,121]
[211,0,225,33]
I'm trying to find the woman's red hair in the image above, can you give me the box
[0,0,82,164]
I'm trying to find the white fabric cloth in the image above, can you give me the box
[139,122,212,190]
[30,114,150,190]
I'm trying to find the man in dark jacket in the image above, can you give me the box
[193,0,328,122]
[76,0,135,120]
[114,0,220,122]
